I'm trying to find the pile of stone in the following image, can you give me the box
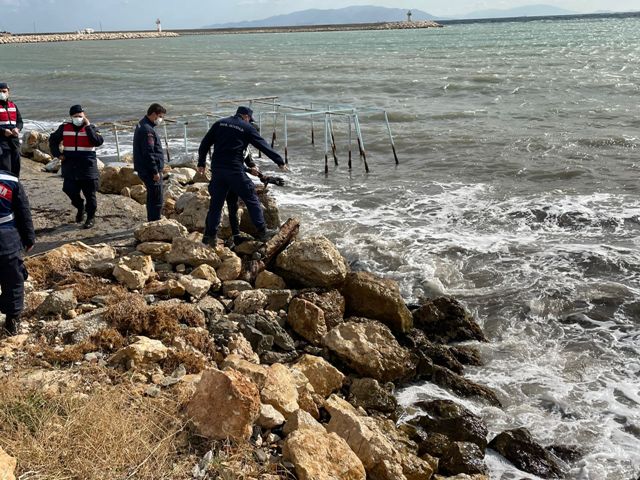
[0,32,179,45]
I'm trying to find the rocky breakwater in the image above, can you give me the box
[0,189,572,479]
[0,31,179,44]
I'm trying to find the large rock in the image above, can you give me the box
[431,365,501,406]
[293,354,344,398]
[261,363,299,416]
[342,272,413,334]
[323,320,413,383]
[185,368,261,442]
[275,236,348,288]
[216,250,242,282]
[178,275,212,300]
[438,442,487,476]
[99,165,143,194]
[240,188,281,234]
[55,308,108,343]
[173,190,242,235]
[297,290,345,329]
[32,148,52,164]
[136,241,172,260]
[257,403,286,430]
[31,242,116,274]
[256,270,287,290]
[413,297,487,344]
[0,446,16,480]
[113,255,154,290]
[129,184,147,204]
[287,298,328,345]
[37,289,78,316]
[488,428,565,478]
[284,428,367,480]
[134,218,188,243]
[284,409,325,436]
[222,354,268,388]
[233,290,268,315]
[191,264,222,291]
[348,378,398,414]
[109,336,168,367]
[169,167,197,184]
[166,237,221,267]
[144,279,186,298]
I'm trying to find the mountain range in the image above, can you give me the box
[205,4,579,28]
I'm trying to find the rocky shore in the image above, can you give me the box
[0,31,179,45]
[0,133,575,479]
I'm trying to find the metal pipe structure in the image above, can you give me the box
[271,98,277,148]
[284,114,289,164]
[328,114,338,165]
[183,123,189,154]
[384,111,399,165]
[353,114,370,173]
[113,125,121,162]
[348,114,353,170]
[324,113,329,175]
[310,102,315,145]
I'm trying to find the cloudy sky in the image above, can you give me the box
[0,0,637,33]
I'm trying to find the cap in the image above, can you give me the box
[235,106,255,123]
[0,83,8,90]
[69,104,84,116]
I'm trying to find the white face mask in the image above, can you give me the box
[155,117,164,125]
[72,117,84,127]
[0,92,8,102]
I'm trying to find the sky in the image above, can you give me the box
[0,0,638,33]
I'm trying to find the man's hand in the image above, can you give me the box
[2,129,11,137]
[279,164,289,172]
[248,167,260,177]
[152,173,161,182]
[82,117,90,126]
[197,166,205,176]
[58,155,65,162]
[10,128,20,137]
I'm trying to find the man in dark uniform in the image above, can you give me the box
[0,82,23,177]
[49,105,104,229]
[0,170,35,336]
[133,103,166,221]
[197,106,288,246]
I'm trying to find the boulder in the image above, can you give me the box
[32,242,116,274]
[113,255,154,290]
[257,403,286,429]
[134,218,188,243]
[297,290,345,329]
[21,130,44,155]
[239,188,281,234]
[109,336,168,367]
[283,429,366,480]
[166,237,221,268]
[197,296,225,315]
[191,264,222,290]
[255,270,287,290]
[136,241,172,260]
[413,297,486,344]
[284,409,326,436]
[488,428,565,478]
[0,446,16,480]
[438,442,487,476]
[275,236,348,288]
[287,298,328,345]
[129,184,147,204]
[222,280,253,296]
[144,279,186,298]
[32,148,52,164]
[169,153,198,168]
[431,365,501,406]
[342,272,413,334]
[261,363,299,416]
[173,190,243,235]
[37,289,78,316]
[348,378,398,414]
[264,289,294,312]
[43,157,61,173]
[289,368,321,419]
[222,354,268,388]
[169,167,196,184]
[252,314,296,352]
[178,276,212,300]
[185,368,261,442]
[323,320,413,383]
[55,308,108,343]
[233,290,268,314]
[216,253,242,282]
[293,354,344,398]
[99,165,143,194]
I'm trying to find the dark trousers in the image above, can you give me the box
[0,145,20,178]
[141,175,163,221]
[226,191,241,237]
[63,177,99,218]
[0,252,26,317]
[204,169,264,238]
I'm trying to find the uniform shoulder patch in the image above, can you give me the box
[0,182,13,202]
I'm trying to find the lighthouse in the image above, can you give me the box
[156,18,162,33]
[407,10,413,22]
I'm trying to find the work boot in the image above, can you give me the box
[4,315,20,336]
[75,206,85,223]
[233,234,250,246]
[202,235,218,248]
[256,228,277,243]
[83,216,95,229]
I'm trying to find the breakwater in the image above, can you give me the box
[0,31,179,44]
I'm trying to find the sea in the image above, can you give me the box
[3,16,640,479]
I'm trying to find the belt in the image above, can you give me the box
[0,213,15,225]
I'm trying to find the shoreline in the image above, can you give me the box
[0,31,179,45]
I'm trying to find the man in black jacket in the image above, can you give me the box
[0,82,24,177]
[133,103,166,221]
[49,105,104,229]
[197,106,287,246]
[0,170,35,336]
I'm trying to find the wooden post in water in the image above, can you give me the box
[328,114,338,165]
[353,114,369,173]
[384,110,399,165]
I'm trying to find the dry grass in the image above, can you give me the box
[25,254,74,288]
[58,272,128,303]
[163,350,206,375]
[34,340,97,365]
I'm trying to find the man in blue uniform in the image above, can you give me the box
[49,105,104,229]
[0,170,35,336]
[0,82,24,177]
[197,106,288,246]
[133,103,166,221]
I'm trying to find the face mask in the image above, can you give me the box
[155,117,164,125]
[0,93,8,102]
[72,117,84,127]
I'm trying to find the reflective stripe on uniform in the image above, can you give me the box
[0,213,15,225]
[0,173,18,182]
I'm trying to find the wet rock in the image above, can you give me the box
[37,289,78,316]
[191,264,222,290]
[439,442,487,476]
[109,336,168,368]
[185,368,261,442]
[283,428,366,480]
[323,320,414,383]
[293,354,345,398]
[261,363,299,416]
[275,236,348,288]
[403,329,465,374]
[256,270,287,290]
[136,241,172,260]
[348,378,398,414]
[413,297,486,344]
[113,255,154,290]
[297,289,345,329]
[547,444,583,463]
[287,298,328,345]
[166,237,221,268]
[342,271,413,334]
[258,403,286,430]
[99,165,143,194]
[432,365,501,406]
[0,446,16,480]
[234,290,268,314]
[449,345,483,367]
[178,275,212,300]
[412,400,488,450]
[488,428,565,479]
[134,218,188,243]
[222,354,268,388]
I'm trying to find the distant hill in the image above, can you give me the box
[449,4,577,19]
[205,6,435,28]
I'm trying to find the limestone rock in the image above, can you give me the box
[342,272,413,333]
[197,296,225,315]
[185,368,261,442]
[134,218,188,243]
[222,354,268,388]
[33,148,52,164]
[293,354,344,398]
[287,298,327,345]
[113,255,154,290]
[275,236,348,288]
[173,190,238,233]
[145,279,186,298]
[136,241,171,259]
[99,165,143,194]
[179,275,212,300]
[166,237,221,268]
[283,429,366,480]
[256,270,287,290]
[233,289,268,314]
[0,334,29,360]
[0,446,16,480]
[43,157,61,173]
[169,167,196,184]
[240,188,281,234]
[37,289,78,316]
[56,308,108,343]
[413,297,487,344]
[297,290,345,329]
[264,289,294,312]
[216,253,242,281]
[227,333,260,364]
[261,363,299,416]
[289,368,321,419]
[109,336,168,367]
[191,264,222,290]
[323,320,413,383]
[258,403,286,429]
[284,409,326,436]
[222,280,253,296]
[130,184,147,204]
[348,378,398,414]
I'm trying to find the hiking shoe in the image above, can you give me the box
[83,217,95,229]
[202,235,218,248]
[4,315,20,336]
[75,207,85,223]
[256,228,277,243]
